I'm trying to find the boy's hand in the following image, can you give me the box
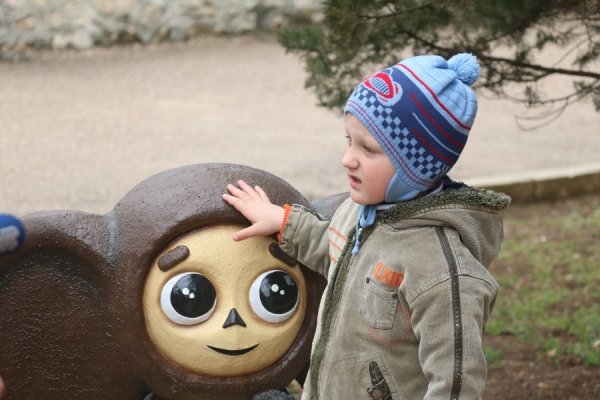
[223,180,285,241]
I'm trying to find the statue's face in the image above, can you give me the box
[143,225,307,376]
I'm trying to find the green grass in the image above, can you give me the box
[487,195,600,365]
[483,344,503,363]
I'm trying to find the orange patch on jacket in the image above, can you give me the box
[328,225,347,266]
[328,226,347,241]
[372,262,404,287]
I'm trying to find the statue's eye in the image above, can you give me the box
[249,270,299,323]
[160,272,216,325]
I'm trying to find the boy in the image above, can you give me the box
[224,54,510,400]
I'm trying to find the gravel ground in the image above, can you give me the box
[1,34,599,216]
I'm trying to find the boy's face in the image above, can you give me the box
[342,114,396,205]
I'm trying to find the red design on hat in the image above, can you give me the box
[364,71,402,105]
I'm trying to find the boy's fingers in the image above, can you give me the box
[233,225,258,241]
[237,180,252,192]
[228,183,257,202]
[222,193,239,206]
[237,180,259,198]
[226,183,247,199]
[255,185,271,202]
[223,194,255,220]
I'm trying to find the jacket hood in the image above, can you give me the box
[381,184,511,267]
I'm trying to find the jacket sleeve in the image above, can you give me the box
[278,204,332,278]
[409,275,496,400]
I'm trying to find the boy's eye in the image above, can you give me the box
[344,134,352,144]
[363,145,375,154]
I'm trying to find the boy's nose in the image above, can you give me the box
[341,147,358,169]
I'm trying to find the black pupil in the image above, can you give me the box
[259,271,298,314]
[171,274,216,318]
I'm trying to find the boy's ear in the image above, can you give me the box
[310,192,349,220]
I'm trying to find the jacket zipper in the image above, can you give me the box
[309,224,374,399]
[435,226,464,400]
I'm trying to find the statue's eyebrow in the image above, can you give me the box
[269,243,297,267]
[158,245,190,271]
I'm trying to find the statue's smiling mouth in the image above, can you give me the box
[207,344,259,356]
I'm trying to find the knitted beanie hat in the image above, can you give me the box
[344,53,480,202]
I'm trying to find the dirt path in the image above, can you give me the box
[1,35,599,215]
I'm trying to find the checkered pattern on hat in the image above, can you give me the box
[344,54,479,193]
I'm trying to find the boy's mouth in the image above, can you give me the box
[348,175,361,189]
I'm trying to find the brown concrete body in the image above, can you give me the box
[0,163,329,400]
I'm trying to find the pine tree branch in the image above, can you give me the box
[400,30,600,80]
[357,1,438,20]
[476,54,600,80]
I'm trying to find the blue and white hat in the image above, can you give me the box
[344,53,480,202]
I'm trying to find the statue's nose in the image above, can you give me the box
[222,308,246,328]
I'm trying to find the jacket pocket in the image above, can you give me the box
[359,277,399,330]
[321,352,400,400]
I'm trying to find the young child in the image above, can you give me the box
[224,53,510,400]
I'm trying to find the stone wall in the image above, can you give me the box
[0,0,321,57]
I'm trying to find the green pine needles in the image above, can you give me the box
[278,0,600,120]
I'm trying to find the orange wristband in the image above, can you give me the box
[277,204,293,243]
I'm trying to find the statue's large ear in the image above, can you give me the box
[310,192,349,220]
[0,211,143,399]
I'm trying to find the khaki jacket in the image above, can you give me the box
[279,185,510,400]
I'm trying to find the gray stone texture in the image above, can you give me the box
[0,0,322,56]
